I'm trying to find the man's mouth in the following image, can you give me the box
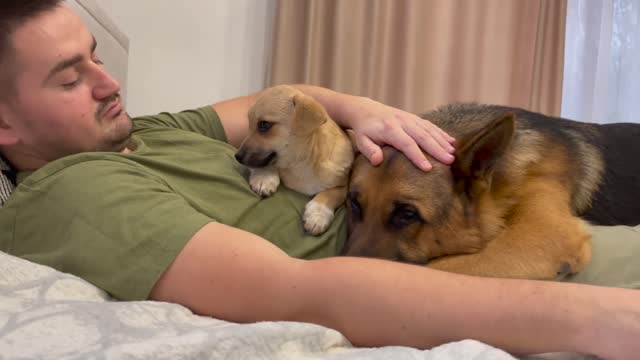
[103,98,122,118]
[97,94,123,119]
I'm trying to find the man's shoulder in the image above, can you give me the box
[0,152,157,252]
[131,106,227,142]
[19,152,150,187]
[12,151,168,208]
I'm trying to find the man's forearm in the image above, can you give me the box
[213,84,358,148]
[290,84,366,129]
[151,223,638,359]
[294,256,636,358]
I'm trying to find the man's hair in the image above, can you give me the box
[0,0,65,98]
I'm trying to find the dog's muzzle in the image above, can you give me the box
[235,150,277,168]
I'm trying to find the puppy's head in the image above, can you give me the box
[235,85,329,168]
[343,113,515,264]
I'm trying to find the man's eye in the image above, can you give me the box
[257,120,273,133]
[93,58,104,65]
[62,79,80,89]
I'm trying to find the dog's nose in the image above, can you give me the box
[234,151,245,164]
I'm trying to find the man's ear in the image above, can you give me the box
[451,112,515,196]
[291,94,328,135]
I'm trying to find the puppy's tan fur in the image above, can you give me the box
[235,85,354,235]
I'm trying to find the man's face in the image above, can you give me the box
[0,5,132,165]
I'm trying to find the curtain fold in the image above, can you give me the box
[271,0,567,116]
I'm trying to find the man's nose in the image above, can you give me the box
[92,65,121,100]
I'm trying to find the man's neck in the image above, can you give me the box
[0,150,47,172]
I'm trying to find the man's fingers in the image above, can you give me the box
[390,130,432,171]
[421,135,454,165]
[404,122,455,165]
[356,135,383,166]
[441,129,456,144]
[425,120,456,144]
[424,125,455,154]
[421,121,456,151]
[349,109,456,171]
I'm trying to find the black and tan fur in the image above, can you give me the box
[343,103,640,279]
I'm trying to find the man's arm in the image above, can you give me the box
[211,85,456,170]
[150,222,640,359]
[211,93,257,148]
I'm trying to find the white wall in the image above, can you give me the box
[97,0,275,117]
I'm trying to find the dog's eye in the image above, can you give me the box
[257,120,273,133]
[347,191,362,222]
[389,204,423,229]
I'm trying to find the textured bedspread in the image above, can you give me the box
[0,251,525,360]
[3,250,600,360]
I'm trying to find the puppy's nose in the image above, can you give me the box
[234,151,245,164]
[234,150,245,164]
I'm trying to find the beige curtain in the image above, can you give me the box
[270,0,566,116]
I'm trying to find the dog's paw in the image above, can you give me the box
[303,201,334,235]
[249,170,280,197]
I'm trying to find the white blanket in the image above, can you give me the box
[0,251,524,360]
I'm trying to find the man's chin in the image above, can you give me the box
[102,113,134,152]
[112,137,132,153]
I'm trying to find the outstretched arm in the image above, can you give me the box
[212,84,455,170]
[150,222,639,359]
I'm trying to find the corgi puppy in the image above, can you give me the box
[235,85,354,235]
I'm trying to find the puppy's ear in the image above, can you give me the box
[345,129,359,153]
[451,112,515,197]
[292,94,328,135]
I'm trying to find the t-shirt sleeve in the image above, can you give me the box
[8,159,213,301]
[133,106,228,142]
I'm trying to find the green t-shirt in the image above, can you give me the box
[0,107,347,301]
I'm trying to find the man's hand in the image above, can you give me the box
[287,85,456,171]
[345,96,455,171]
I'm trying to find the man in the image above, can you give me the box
[0,1,638,359]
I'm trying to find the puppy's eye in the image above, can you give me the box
[257,120,273,133]
[347,191,362,222]
[389,204,423,229]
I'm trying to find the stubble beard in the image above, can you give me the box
[95,111,134,152]
[95,93,134,152]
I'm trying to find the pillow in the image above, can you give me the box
[0,157,15,207]
[561,224,640,289]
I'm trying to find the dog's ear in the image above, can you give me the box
[451,112,515,197]
[292,94,328,135]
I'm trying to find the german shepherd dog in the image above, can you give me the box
[343,103,640,279]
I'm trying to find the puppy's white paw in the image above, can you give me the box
[303,201,334,236]
[250,169,280,197]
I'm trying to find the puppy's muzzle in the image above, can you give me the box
[235,150,277,168]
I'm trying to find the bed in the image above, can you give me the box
[0,248,525,359]
[0,1,630,359]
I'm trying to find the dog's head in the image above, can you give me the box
[235,85,329,168]
[343,113,515,264]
